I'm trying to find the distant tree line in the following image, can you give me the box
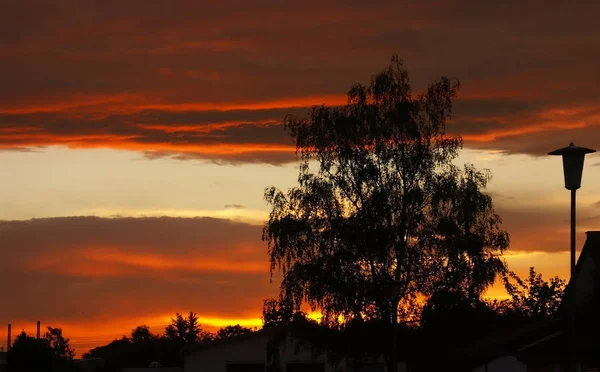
[82,312,254,371]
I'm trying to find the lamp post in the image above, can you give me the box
[548,142,596,372]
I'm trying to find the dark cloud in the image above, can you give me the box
[483,191,515,201]
[0,0,598,162]
[496,202,600,254]
[224,205,245,209]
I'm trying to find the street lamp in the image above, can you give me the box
[548,142,596,371]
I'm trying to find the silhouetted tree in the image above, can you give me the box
[262,297,302,329]
[419,289,498,363]
[83,311,216,371]
[6,330,57,371]
[263,55,509,369]
[83,336,133,371]
[493,267,566,321]
[186,312,201,343]
[216,325,254,340]
[164,312,210,345]
[44,326,75,367]
[84,327,178,371]
[84,315,212,371]
[421,289,493,327]
[130,325,158,344]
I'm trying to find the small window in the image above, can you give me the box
[226,363,266,372]
[286,363,326,372]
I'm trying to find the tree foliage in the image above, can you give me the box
[494,267,566,320]
[6,331,54,371]
[130,325,158,344]
[262,297,307,329]
[263,55,509,328]
[164,312,210,344]
[6,329,74,372]
[44,326,75,363]
[215,325,254,340]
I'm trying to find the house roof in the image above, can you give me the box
[448,318,561,366]
[451,230,600,367]
[182,328,275,354]
[558,231,600,316]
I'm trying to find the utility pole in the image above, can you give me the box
[7,324,11,352]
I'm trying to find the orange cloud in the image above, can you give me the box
[136,120,277,133]
[0,93,149,115]
[138,95,347,113]
[461,120,591,143]
[82,247,268,274]
[0,94,346,116]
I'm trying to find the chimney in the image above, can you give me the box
[586,231,600,242]
[7,324,11,352]
[586,231,600,261]
[36,321,40,339]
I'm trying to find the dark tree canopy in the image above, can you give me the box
[164,312,210,344]
[6,331,54,371]
[262,297,307,329]
[493,267,566,320]
[130,325,158,344]
[6,328,74,372]
[215,325,254,340]
[263,55,509,327]
[44,326,75,363]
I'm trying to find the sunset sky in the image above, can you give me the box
[1,0,600,355]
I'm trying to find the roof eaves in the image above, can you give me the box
[182,327,276,354]
[558,231,600,316]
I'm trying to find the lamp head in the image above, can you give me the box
[548,142,596,190]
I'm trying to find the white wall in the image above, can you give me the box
[184,333,330,372]
[122,369,182,372]
[184,333,269,372]
[473,355,526,372]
